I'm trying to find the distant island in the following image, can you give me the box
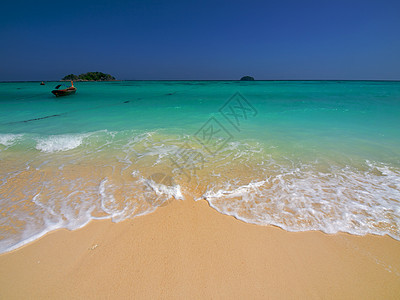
[62,72,116,81]
[240,76,255,81]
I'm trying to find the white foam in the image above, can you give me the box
[99,178,131,220]
[144,176,184,201]
[0,133,23,147]
[0,172,105,254]
[98,171,184,223]
[201,161,400,240]
[0,224,63,255]
[36,134,88,152]
[2,130,400,255]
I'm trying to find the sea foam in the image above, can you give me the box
[201,161,400,240]
[35,134,88,152]
[0,133,23,147]
[1,129,399,255]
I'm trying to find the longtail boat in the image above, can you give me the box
[52,81,76,97]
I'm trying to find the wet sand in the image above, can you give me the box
[0,197,399,299]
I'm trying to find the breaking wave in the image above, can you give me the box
[0,129,399,255]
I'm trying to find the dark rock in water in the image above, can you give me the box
[240,76,255,81]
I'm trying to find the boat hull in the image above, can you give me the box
[51,88,76,97]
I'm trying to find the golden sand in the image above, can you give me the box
[0,197,399,299]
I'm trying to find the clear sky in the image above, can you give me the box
[1,0,400,81]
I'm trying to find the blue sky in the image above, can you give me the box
[1,0,400,80]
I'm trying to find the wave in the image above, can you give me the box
[201,161,400,240]
[0,130,119,153]
[0,133,23,147]
[0,166,184,254]
[0,129,399,254]
[35,133,90,152]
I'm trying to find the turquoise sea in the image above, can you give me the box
[1,80,400,253]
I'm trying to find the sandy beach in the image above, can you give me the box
[0,196,399,299]
[2,0,400,297]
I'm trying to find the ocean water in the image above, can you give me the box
[1,80,399,253]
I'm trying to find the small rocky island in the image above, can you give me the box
[62,72,116,81]
[240,76,255,81]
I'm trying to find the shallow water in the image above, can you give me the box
[1,80,399,253]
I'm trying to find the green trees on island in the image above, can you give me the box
[240,76,255,81]
[62,72,116,81]
[61,73,256,81]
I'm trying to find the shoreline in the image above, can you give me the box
[1,197,399,299]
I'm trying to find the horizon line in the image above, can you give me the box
[1,79,400,83]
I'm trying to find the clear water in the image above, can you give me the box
[1,80,400,253]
